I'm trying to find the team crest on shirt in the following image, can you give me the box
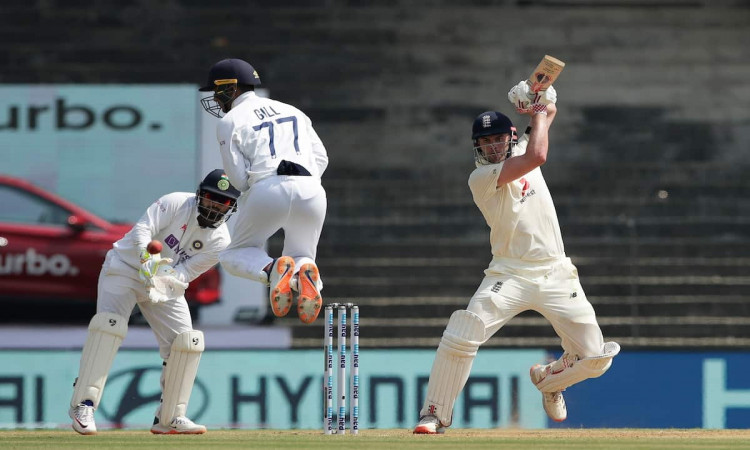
[192,240,203,250]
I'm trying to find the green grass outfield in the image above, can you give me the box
[3,429,750,449]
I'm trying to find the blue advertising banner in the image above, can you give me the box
[3,349,746,430]
[0,349,546,430]
[0,85,199,222]
[549,351,750,429]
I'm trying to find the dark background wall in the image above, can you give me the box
[3,0,750,348]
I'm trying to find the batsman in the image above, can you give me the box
[414,78,620,433]
[68,170,240,435]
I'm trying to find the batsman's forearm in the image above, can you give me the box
[525,113,550,164]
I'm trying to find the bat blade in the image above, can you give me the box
[527,55,565,93]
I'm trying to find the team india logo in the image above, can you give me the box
[217,175,230,191]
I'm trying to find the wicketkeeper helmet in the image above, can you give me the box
[196,169,240,228]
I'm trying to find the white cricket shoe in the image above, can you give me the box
[269,256,295,317]
[69,402,97,435]
[296,262,322,324]
[413,415,445,434]
[530,364,567,422]
[150,416,207,435]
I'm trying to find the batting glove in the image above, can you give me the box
[508,81,557,114]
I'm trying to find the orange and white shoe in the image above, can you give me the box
[150,416,207,434]
[530,364,567,422]
[413,415,445,434]
[296,263,322,324]
[269,256,295,317]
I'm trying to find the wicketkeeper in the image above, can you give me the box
[414,82,620,434]
[68,169,239,435]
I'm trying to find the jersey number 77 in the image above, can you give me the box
[253,116,301,158]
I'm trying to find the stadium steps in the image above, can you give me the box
[282,295,750,349]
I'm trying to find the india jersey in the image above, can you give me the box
[109,192,231,283]
[216,91,329,191]
[468,135,565,274]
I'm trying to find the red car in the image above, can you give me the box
[0,174,221,322]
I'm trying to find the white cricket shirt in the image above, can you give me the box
[468,135,565,275]
[108,192,231,283]
[216,91,329,191]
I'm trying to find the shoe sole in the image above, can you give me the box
[71,423,97,435]
[151,428,206,434]
[270,257,295,317]
[529,364,544,385]
[150,428,207,435]
[413,425,444,434]
[297,263,322,324]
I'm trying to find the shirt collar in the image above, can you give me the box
[232,91,257,108]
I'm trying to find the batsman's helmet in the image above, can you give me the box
[199,58,261,118]
[471,111,517,165]
[196,169,241,228]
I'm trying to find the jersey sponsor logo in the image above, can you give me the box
[519,177,530,197]
[518,177,536,204]
[165,234,179,248]
[0,248,80,276]
[164,234,193,266]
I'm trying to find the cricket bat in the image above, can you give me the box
[527,55,565,93]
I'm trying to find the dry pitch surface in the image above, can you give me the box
[4,428,750,449]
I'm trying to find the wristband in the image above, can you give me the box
[531,104,548,115]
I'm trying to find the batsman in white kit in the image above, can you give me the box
[68,169,240,435]
[413,81,620,434]
[199,58,329,325]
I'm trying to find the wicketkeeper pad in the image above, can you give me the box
[534,341,621,393]
[71,312,128,409]
[159,330,205,426]
[420,310,486,427]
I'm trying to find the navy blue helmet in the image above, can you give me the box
[199,59,261,118]
[471,111,517,165]
[196,169,240,228]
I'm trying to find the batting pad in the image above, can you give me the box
[71,312,128,409]
[421,310,486,427]
[160,330,205,426]
[535,341,621,393]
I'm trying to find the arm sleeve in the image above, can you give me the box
[468,163,505,202]
[306,115,329,177]
[514,132,530,155]
[131,195,177,249]
[217,118,251,192]
[173,251,218,283]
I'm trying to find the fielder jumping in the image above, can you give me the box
[69,169,239,435]
[199,58,329,325]
[414,82,620,434]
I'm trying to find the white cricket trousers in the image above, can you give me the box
[219,175,327,284]
[96,261,193,360]
[467,258,605,359]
